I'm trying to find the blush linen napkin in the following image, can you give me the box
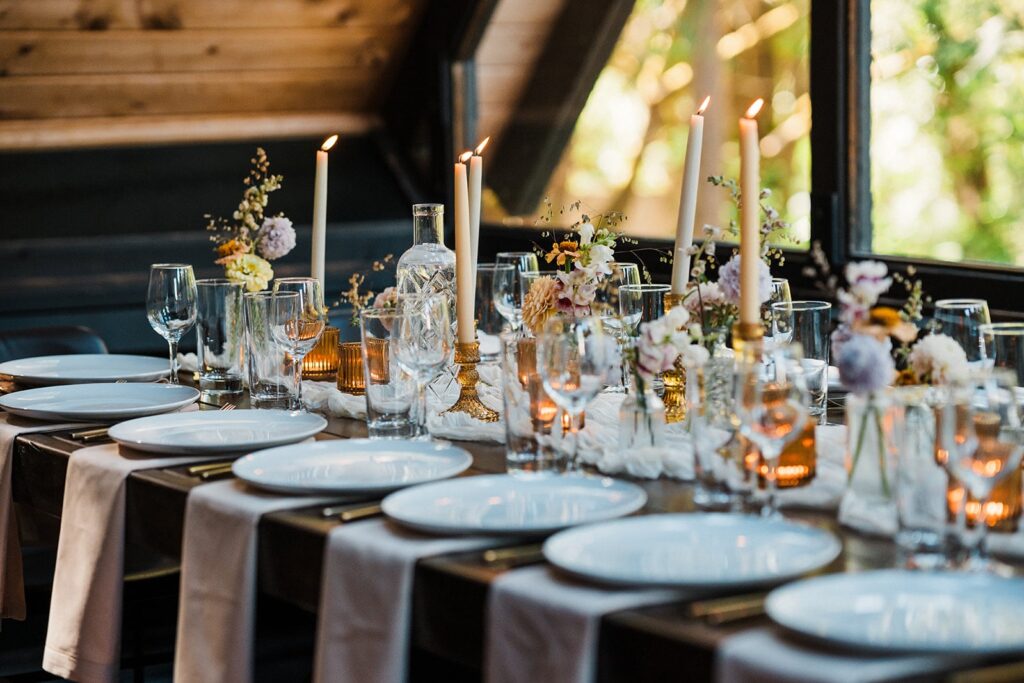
[715,626,986,683]
[485,565,687,683]
[313,518,499,683]
[0,412,93,620]
[42,440,226,683]
[173,479,337,683]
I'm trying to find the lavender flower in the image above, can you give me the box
[256,216,296,260]
[836,334,894,395]
[717,254,771,306]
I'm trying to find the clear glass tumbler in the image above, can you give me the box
[771,300,832,420]
[360,307,416,439]
[195,278,245,396]
[477,263,517,361]
[500,332,562,475]
[618,284,671,336]
[244,291,291,409]
[981,322,1024,385]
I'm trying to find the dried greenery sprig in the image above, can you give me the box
[333,255,396,325]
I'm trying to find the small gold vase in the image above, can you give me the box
[303,326,341,380]
[662,292,688,423]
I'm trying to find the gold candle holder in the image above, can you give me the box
[731,320,765,363]
[947,456,1022,533]
[335,341,365,395]
[662,292,688,424]
[757,418,817,489]
[303,326,341,380]
[443,341,500,423]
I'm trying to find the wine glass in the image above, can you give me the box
[934,299,991,365]
[394,293,454,438]
[495,251,540,332]
[734,343,811,517]
[536,316,619,471]
[763,278,792,346]
[146,264,197,384]
[939,368,1024,571]
[485,263,518,336]
[268,286,326,411]
[618,284,670,337]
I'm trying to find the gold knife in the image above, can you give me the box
[688,592,767,625]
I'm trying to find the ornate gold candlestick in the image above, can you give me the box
[444,341,500,422]
[662,292,688,423]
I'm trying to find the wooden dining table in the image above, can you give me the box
[6,378,1024,682]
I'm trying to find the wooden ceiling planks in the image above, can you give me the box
[0,0,425,150]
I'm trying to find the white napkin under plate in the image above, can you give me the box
[0,413,92,619]
[174,479,336,683]
[313,518,499,683]
[43,441,225,683]
[716,626,986,683]
[485,565,686,683]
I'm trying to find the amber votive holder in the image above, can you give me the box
[335,341,365,395]
[757,418,817,489]
[303,326,341,380]
[947,464,1022,533]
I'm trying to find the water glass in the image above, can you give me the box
[689,357,750,510]
[394,294,454,438]
[500,332,562,474]
[495,251,540,331]
[771,301,831,419]
[893,387,949,568]
[618,284,671,337]
[244,292,291,409]
[593,262,641,318]
[477,263,517,359]
[934,299,991,364]
[981,323,1024,385]
[360,308,416,439]
[146,264,197,384]
[195,279,244,396]
[763,278,792,339]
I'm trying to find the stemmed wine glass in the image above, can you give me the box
[146,264,197,384]
[269,282,326,411]
[394,293,454,438]
[536,316,619,471]
[939,368,1024,571]
[495,251,539,332]
[734,343,811,517]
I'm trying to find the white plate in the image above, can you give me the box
[232,439,473,495]
[382,474,647,536]
[0,354,170,386]
[0,383,198,422]
[766,570,1024,654]
[108,409,327,454]
[543,513,841,589]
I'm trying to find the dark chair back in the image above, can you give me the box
[0,325,108,363]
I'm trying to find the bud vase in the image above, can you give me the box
[619,376,665,450]
[839,391,898,536]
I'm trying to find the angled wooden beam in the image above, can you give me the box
[487,0,634,216]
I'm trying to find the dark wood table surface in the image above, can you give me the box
[7,382,1024,682]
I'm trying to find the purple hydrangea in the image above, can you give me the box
[717,254,772,306]
[256,216,296,261]
[836,333,894,395]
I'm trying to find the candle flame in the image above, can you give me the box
[744,98,764,119]
[459,150,473,163]
[321,134,338,152]
[474,136,490,155]
[696,96,711,115]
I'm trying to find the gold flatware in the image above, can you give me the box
[949,660,1024,683]
[337,503,383,523]
[199,464,236,480]
[187,460,237,475]
[687,592,768,625]
[481,543,546,568]
[70,427,109,441]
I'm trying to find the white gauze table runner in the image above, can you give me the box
[715,626,986,683]
[0,413,92,619]
[313,518,499,683]
[174,479,337,683]
[42,441,225,683]
[485,565,686,683]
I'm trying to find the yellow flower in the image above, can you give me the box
[544,241,580,267]
[522,276,559,332]
[214,239,250,265]
[225,254,273,292]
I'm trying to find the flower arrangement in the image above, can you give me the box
[206,148,295,292]
[678,177,791,348]
[334,255,396,325]
[521,201,627,332]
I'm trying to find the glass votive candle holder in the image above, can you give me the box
[303,326,341,380]
[336,341,365,395]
